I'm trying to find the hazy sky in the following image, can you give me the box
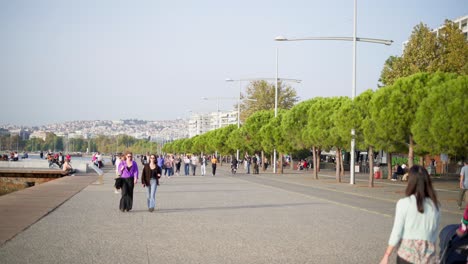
[1,0,466,126]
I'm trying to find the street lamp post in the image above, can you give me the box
[275,0,392,184]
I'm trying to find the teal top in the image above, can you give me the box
[388,195,440,246]
[461,165,468,189]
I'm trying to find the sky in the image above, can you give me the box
[1,0,466,126]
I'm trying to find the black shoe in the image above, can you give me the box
[149,208,154,212]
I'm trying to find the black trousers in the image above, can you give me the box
[212,164,217,175]
[120,177,134,211]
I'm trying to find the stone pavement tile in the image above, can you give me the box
[0,175,98,246]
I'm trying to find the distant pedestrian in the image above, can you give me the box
[211,155,218,176]
[114,153,124,194]
[252,155,259,174]
[118,151,139,212]
[163,156,173,178]
[191,154,198,175]
[200,155,207,176]
[141,154,161,212]
[245,154,251,174]
[184,155,190,176]
[175,155,182,176]
[380,165,440,264]
[457,160,468,209]
[157,155,164,172]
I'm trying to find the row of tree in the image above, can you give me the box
[162,72,467,187]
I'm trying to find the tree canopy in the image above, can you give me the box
[380,21,468,86]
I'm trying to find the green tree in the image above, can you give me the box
[305,97,347,181]
[413,75,468,156]
[379,21,467,86]
[331,97,355,181]
[242,110,275,155]
[433,20,468,74]
[370,72,458,168]
[239,80,298,122]
[258,109,290,173]
[353,90,378,186]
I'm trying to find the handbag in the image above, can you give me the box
[114,177,124,190]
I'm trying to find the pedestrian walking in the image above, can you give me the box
[118,151,139,212]
[114,153,124,194]
[175,155,182,175]
[200,155,207,176]
[191,154,198,175]
[141,154,161,212]
[211,155,218,176]
[184,155,191,176]
[457,160,468,209]
[380,165,440,264]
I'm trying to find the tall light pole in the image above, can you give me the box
[226,77,300,171]
[275,0,392,184]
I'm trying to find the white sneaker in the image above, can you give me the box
[114,190,119,194]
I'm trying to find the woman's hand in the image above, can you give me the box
[379,255,389,264]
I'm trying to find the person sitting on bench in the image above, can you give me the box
[392,163,404,181]
[63,159,76,176]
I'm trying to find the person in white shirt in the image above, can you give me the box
[380,165,440,264]
[190,155,198,176]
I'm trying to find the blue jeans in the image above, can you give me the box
[184,164,190,175]
[146,178,157,209]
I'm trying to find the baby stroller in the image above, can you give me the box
[439,224,468,264]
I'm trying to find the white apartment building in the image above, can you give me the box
[188,110,238,138]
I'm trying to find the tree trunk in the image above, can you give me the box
[312,146,318,179]
[340,150,344,178]
[261,151,264,172]
[280,153,284,174]
[408,135,414,168]
[369,146,374,188]
[336,148,341,183]
[317,148,321,175]
[387,152,392,180]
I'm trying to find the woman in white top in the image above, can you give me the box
[380,165,440,264]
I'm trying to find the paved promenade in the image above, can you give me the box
[0,165,463,264]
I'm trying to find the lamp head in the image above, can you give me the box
[275,36,288,41]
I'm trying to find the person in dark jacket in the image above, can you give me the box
[141,154,161,212]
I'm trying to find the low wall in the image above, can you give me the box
[0,169,68,196]
[0,177,56,196]
[0,160,89,173]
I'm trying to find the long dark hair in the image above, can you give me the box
[405,165,440,213]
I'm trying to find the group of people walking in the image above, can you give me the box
[114,151,220,213]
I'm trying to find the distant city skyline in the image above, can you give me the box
[1,1,466,126]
